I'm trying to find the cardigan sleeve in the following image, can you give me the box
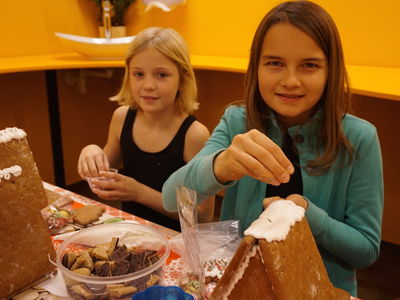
[305,124,384,268]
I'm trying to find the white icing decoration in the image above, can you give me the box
[222,245,258,300]
[0,127,26,144]
[0,165,22,181]
[244,200,305,242]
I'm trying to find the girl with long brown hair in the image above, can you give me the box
[163,1,383,295]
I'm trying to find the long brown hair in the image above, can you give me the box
[245,0,353,174]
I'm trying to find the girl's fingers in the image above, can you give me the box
[93,186,118,200]
[86,158,100,177]
[102,153,110,171]
[215,130,294,184]
[248,130,294,179]
[240,141,287,183]
[228,149,280,185]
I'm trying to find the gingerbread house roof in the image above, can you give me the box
[210,201,350,300]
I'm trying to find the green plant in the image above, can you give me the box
[91,0,136,26]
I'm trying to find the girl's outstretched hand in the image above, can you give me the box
[213,129,294,185]
[78,144,110,179]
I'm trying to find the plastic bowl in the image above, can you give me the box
[56,223,170,299]
[86,168,118,191]
[132,286,194,300]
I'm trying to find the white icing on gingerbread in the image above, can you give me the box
[0,165,22,181]
[244,200,305,242]
[222,245,257,300]
[0,127,26,144]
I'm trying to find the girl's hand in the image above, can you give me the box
[78,144,110,179]
[263,194,308,210]
[213,129,294,185]
[286,194,308,210]
[90,172,138,201]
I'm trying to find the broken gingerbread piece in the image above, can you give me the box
[73,205,105,226]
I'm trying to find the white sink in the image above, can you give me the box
[55,32,135,60]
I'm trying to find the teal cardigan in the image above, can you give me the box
[162,106,384,296]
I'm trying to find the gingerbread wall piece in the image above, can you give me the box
[0,127,56,299]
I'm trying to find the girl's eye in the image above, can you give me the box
[132,71,144,77]
[266,61,283,67]
[157,72,169,78]
[302,62,319,69]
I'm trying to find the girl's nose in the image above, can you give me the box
[280,72,301,88]
[143,76,156,90]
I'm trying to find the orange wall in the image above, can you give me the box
[1,1,400,68]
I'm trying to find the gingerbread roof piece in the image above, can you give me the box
[0,127,56,298]
[210,200,350,300]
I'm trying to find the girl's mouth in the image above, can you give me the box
[141,96,159,101]
[276,93,304,102]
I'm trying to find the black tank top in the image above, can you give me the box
[119,108,196,231]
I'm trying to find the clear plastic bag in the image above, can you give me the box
[176,186,204,298]
[170,220,240,262]
[174,187,241,298]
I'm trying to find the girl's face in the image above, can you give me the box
[258,23,328,128]
[129,48,180,114]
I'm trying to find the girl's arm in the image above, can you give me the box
[102,105,128,168]
[184,120,215,223]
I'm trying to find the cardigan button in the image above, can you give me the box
[294,134,304,143]
[306,166,315,174]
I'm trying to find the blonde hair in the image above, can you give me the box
[110,27,198,114]
[244,1,353,174]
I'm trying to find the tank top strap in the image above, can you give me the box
[120,108,136,142]
[175,115,196,140]
[166,114,196,158]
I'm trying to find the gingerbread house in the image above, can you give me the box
[210,200,350,300]
[0,127,56,299]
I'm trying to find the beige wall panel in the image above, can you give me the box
[351,95,400,244]
[57,69,121,185]
[194,70,245,132]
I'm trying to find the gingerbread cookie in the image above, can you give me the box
[73,205,105,226]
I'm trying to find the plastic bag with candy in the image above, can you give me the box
[176,186,204,299]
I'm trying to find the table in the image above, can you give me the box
[43,182,179,239]
[12,182,184,300]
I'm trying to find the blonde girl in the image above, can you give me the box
[78,27,214,230]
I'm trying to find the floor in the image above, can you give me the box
[67,181,400,300]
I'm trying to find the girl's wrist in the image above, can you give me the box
[213,151,231,184]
